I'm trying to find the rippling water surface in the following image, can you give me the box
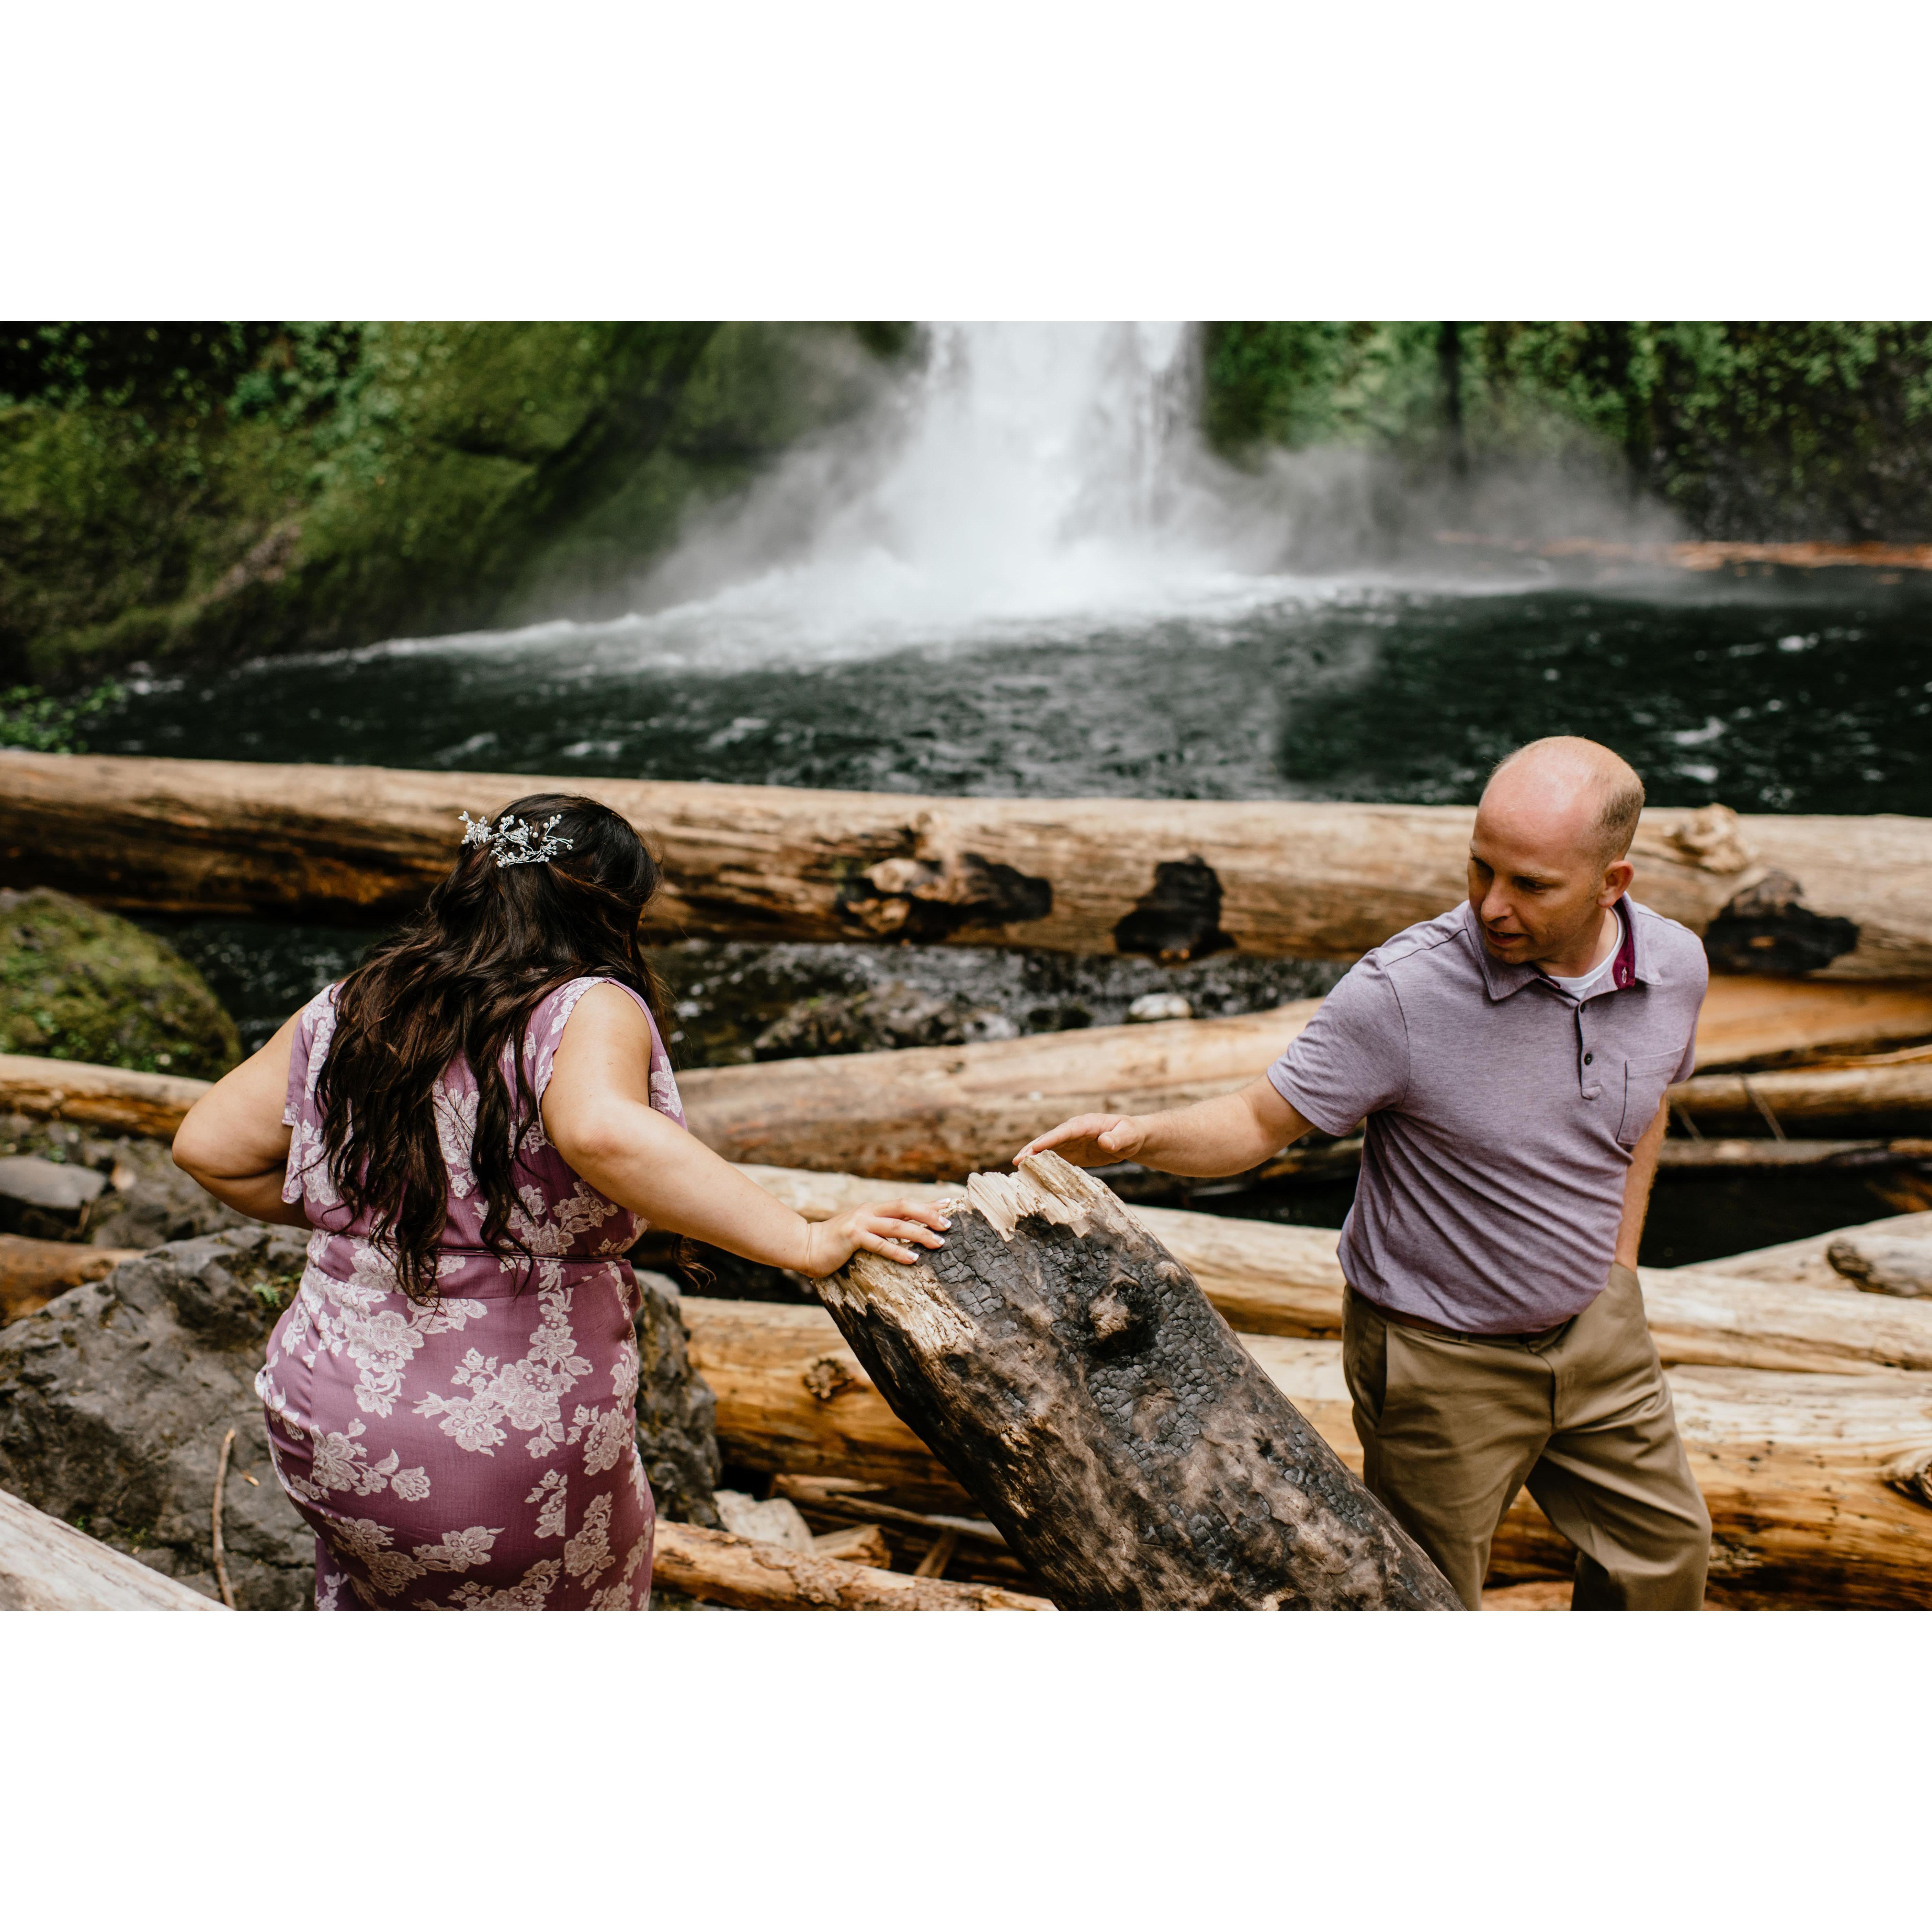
[96,577,1932,814]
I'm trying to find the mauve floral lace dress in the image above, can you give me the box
[256,976,687,1610]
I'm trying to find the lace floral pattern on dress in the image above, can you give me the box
[258,977,682,1610]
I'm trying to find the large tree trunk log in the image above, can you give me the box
[1679,979,1932,1067]
[680,1295,970,1508]
[813,1152,1463,1610]
[7,751,1932,978]
[684,1294,1932,1608]
[686,1003,1317,1179]
[0,1485,228,1610]
[648,1519,1050,1611]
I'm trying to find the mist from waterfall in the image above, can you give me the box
[363,321,1678,677]
[544,321,1326,671]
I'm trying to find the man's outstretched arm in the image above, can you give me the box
[1017,1075,1315,1178]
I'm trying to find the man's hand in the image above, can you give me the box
[1016,1114,1145,1167]
[1016,1078,1316,1180]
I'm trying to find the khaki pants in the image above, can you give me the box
[1342,1265,1711,1610]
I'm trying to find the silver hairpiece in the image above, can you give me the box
[458,810,574,869]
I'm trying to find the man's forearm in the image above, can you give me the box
[1613,1104,1668,1269]
[1131,1085,1311,1178]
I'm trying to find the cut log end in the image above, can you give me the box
[821,1150,1463,1612]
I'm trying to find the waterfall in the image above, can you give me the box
[621,321,1289,663]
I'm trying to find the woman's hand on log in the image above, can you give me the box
[1017,1114,1145,1167]
[800,1200,953,1277]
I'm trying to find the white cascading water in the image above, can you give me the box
[470,323,1307,673]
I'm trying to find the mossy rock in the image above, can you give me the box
[0,888,241,1078]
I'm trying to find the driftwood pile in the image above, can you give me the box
[2,1022,1931,1608]
[2,733,1930,1613]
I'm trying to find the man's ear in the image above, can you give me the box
[1602,856,1636,904]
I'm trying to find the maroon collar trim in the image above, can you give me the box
[1469,896,1645,1000]
[1608,899,1638,990]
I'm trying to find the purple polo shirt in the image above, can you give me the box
[1267,896,1707,1334]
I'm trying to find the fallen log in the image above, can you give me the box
[7,751,1932,979]
[0,1484,228,1610]
[1657,1137,1932,1170]
[1670,1046,1932,1128]
[1436,532,1932,576]
[0,1054,216,1141]
[1827,1230,1932,1299]
[0,1233,146,1327]
[683,1295,972,1509]
[649,1519,1050,1611]
[815,1152,1463,1610]
[1689,1210,1932,1294]
[684,1293,1932,1608]
[677,976,1932,1180]
[1676,977,1932,1069]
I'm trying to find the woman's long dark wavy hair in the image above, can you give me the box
[314,794,672,1303]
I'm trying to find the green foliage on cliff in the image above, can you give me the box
[0,322,907,687]
[1202,321,1932,539]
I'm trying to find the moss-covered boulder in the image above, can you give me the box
[0,888,241,1078]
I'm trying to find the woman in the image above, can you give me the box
[172,793,949,1609]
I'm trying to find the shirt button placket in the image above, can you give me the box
[1578,1011,1601,1100]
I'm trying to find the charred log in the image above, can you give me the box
[816,1152,1462,1610]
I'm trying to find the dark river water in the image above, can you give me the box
[95,571,1932,1265]
[97,578,1932,811]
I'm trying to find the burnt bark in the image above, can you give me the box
[817,1152,1462,1610]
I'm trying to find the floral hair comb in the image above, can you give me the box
[458,811,575,869]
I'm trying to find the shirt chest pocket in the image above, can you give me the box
[1618,1051,1683,1144]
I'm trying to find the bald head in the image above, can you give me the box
[1483,737,1645,867]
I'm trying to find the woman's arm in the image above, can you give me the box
[172,1010,311,1228]
[542,985,949,1274]
[1016,1076,1315,1177]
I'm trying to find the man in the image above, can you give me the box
[1020,736,1711,1609]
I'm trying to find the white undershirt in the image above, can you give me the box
[1544,908,1624,1001]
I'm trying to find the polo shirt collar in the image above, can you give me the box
[1463,895,1647,1001]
